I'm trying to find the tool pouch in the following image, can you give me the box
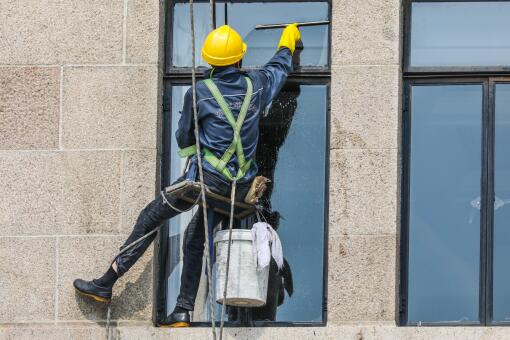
[244,176,270,204]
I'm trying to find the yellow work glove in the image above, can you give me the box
[277,23,301,54]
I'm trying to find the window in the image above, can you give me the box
[167,1,330,70]
[407,1,510,70]
[401,0,510,326]
[155,0,331,326]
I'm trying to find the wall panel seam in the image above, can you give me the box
[59,67,64,150]
[0,235,128,238]
[331,64,401,68]
[54,237,59,323]
[0,64,158,68]
[0,148,157,153]
[122,0,129,64]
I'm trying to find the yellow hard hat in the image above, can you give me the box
[201,25,247,66]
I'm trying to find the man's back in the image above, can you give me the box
[176,48,294,183]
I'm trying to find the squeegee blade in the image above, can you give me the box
[255,20,330,30]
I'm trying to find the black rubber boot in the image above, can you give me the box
[159,309,191,328]
[73,278,112,303]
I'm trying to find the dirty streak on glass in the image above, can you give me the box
[172,3,225,67]
[165,84,327,322]
[227,2,329,67]
[492,84,510,322]
[410,2,510,67]
[407,85,482,323]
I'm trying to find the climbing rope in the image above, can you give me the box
[189,0,238,338]
[189,0,217,338]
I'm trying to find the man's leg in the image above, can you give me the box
[175,208,208,311]
[173,172,250,312]
[74,190,192,302]
[162,209,226,325]
[115,192,192,276]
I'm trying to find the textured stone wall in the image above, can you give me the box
[328,0,401,324]
[0,0,162,333]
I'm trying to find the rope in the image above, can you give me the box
[219,180,237,339]
[113,228,158,261]
[160,189,200,214]
[209,0,215,29]
[108,192,199,272]
[189,0,217,338]
[106,302,112,340]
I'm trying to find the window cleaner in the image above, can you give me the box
[72,21,302,334]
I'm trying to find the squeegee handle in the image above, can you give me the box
[255,20,330,30]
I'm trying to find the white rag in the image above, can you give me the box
[251,222,284,270]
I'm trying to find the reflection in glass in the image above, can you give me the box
[410,2,510,67]
[172,3,225,67]
[407,85,482,323]
[492,84,510,322]
[228,2,329,67]
[254,84,326,322]
[165,84,327,323]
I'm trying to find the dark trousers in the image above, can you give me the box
[115,170,251,311]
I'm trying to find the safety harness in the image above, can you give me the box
[178,76,254,182]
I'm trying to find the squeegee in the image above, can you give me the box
[255,20,330,30]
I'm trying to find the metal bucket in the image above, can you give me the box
[214,229,269,307]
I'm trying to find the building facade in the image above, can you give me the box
[1,0,509,339]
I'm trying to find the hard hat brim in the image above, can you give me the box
[202,43,247,66]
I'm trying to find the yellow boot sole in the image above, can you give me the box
[159,322,190,328]
[74,287,111,303]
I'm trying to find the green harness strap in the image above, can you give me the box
[178,77,254,181]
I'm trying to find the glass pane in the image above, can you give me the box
[227,2,329,67]
[165,86,200,316]
[410,2,510,67]
[165,84,327,323]
[492,84,510,322]
[407,85,482,323]
[172,3,225,67]
[257,84,327,322]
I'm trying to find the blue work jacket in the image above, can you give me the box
[176,48,293,184]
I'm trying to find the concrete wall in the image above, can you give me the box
[0,0,506,339]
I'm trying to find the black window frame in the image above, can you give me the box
[403,0,510,76]
[154,0,332,327]
[400,0,510,327]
